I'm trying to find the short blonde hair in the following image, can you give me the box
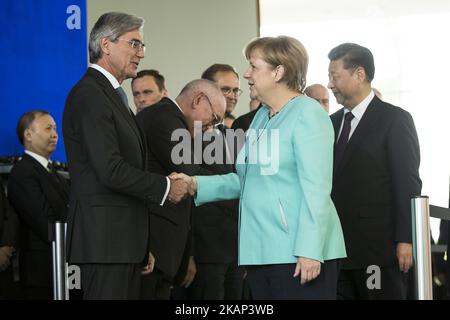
[245,36,308,91]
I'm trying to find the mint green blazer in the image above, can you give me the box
[195,96,346,265]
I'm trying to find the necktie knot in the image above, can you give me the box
[216,124,227,134]
[116,87,128,106]
[344,111,354,122]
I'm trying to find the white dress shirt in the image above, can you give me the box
[337,90,375,141]
[25,150,50,171]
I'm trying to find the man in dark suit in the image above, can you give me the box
[328,43,422,299]
[136,79,226,299]
[8,110,69,299]
[181,65,245,300]
[0,175,19,299]
[189,124,244,300]
[63,12,188,300]
[231,107,259,133]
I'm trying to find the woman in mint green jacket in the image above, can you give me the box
[175,36,346,299]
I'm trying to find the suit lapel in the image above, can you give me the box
[105,84,146,155]
[334,97,383,178]
[88,68,146,156]
[331,108,344,143]
[165,98,189,128]
[22,154,69,202]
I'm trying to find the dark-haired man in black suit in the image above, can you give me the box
[328,43,422,299]
[63,12,188,300]
[8,110,69,299]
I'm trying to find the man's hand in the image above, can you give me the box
[180,256,197,288]
[397,242,413,273]
[294,257,321,285]
[169,173,197,196]
[167,173,189,203]
[0,246,14,272]
[142,252,156,275]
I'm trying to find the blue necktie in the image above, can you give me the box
[115,87,132,114]
[334,111,354,171]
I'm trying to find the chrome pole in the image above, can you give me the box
[411,196,433,300]
[52,221,68,300]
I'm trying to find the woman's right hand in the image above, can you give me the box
[293,257,321,284]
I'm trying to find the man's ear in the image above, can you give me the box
[274,65,285,82]
[100,37,110,55]
[192,92,203,109]
[24,128,32,143]
[355,66,367,82]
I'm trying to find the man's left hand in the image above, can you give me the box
[397,242,413,273]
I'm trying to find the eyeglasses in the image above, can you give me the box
[116,38,146,53]
[202,94,221,127]
[220,87,243,97]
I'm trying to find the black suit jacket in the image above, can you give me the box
[231,107,260,133]
[192,128,239,264]
[136,97,211,279]
[63,68,167,264]
[8,153,69,286]
[330,96,422,269]
[0,175,18,249]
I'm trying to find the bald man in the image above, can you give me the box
[136,79,226,299]
[304,84,330,113]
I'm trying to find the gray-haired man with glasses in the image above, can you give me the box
[63,12,189,300]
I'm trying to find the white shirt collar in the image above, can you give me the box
[172,98,184,114]
[344,90,375,119]
[25,150,50,170]
[90,64,120,89]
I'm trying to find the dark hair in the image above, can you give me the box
[201,64,239,82]
[328,43,375,82]
[16,110,49,145]
[131,69,166,91]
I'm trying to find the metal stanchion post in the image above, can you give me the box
[52,221,68,300]
[411,196,433,300]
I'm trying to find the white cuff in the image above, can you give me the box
[160,177,170,206]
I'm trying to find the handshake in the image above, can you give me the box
[166,172,197,204]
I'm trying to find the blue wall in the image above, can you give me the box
[0,0,87,161]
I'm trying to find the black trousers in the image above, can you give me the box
[246,260,339,300]
[190,262,245,300]
[338,266,409,300]
[80,263,141,300]
[141,268,172,300]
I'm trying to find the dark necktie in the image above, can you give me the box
[47,162,61,184]
[47,162,69,199]
[115,87,132,114]
[334,111,354,171]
